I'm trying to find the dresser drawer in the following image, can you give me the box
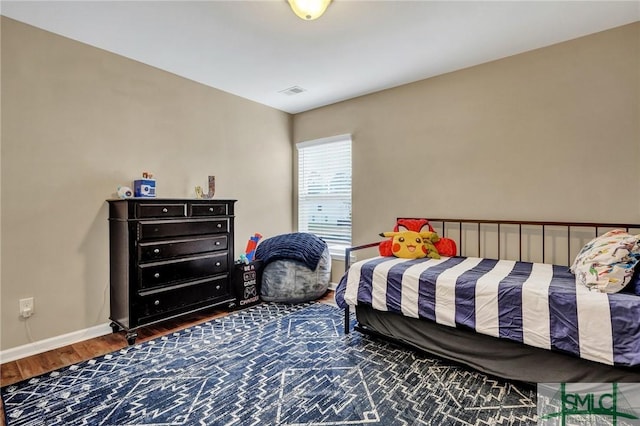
[138,219,228,240]
[190,203,228,217]
[139,252,228,289]
[138,236,227,262]
[136,203,186,218]
[137,277,229,321]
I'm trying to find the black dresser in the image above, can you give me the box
[107,198,237,344]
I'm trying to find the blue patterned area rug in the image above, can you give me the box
[1,302,537,425]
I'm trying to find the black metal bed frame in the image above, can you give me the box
[343,218,640,334]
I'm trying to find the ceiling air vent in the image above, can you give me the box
[279,86,306,96]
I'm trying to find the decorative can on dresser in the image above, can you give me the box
[107,198,237,344]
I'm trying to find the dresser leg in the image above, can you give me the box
[126,331,138,345]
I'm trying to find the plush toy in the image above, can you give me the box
[379,230,441,259]
[421,231,441,259]
[379,218,457,257]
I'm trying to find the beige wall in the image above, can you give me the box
[0,18,3,344]
[294,23,640,254]
[2,18,639,352]
[1,17,293,350]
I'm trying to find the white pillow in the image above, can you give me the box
[570,229,640,293]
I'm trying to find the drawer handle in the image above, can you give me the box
[215,262,221,267]
[209,207,214,212]
[153,248,160,254]
[162,208,168,213]
[215,285,221,290]
[215,241,221,246]
[154,272,160,279]
[216,223,222,228]
[154,300,160,306]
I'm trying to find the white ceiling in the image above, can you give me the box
[2,1,639,114]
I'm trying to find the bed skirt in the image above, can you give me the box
[355,304,640,384]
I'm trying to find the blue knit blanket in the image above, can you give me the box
[255,233,327,270]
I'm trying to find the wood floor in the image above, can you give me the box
[0,292,337,423]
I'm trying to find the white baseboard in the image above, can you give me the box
[1,288,340,364]
[0,322,112,364]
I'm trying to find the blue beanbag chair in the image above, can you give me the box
[259,238,331,303]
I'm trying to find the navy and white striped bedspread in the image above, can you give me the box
[335,256,640,367]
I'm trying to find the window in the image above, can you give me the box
[297,134,352,258]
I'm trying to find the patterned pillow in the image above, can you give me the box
[570,229,640,293]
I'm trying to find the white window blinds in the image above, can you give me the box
[297,135,352,254]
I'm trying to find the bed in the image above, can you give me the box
[335,218,640,384]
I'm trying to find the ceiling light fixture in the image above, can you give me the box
[287,0,332,21]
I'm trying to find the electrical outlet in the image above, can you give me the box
[19,298,34,318]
